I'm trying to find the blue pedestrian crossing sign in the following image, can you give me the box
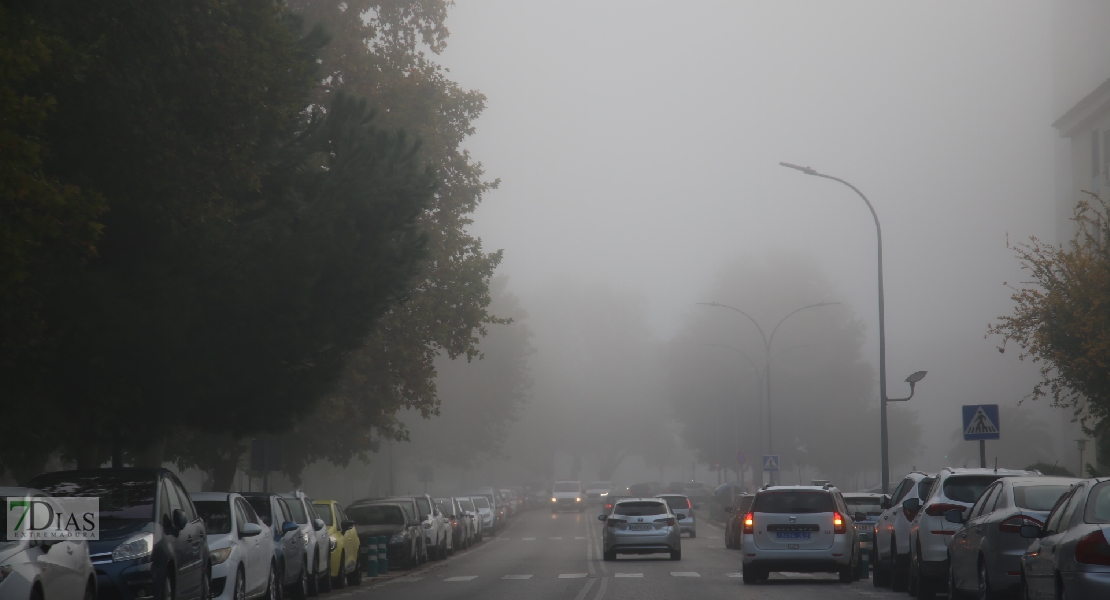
[762,455,780,472]
[962,404,1000,441]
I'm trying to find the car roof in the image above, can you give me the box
[843,492,886,498]
[190,492,235,501]
[757,485,837,492]
[615,497,666,503]
[655,493,689,498]
[940,467,1036,476]
[1000,476,1080,485]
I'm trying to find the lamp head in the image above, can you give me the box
[905,371,927,384]
[779,162,818,176]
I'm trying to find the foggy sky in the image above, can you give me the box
[436,1,1074,471]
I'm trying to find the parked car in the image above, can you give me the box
[656,494,698,537]
[345,501,422,570]
[469,495,497,534]
[435,498,469,552]
[724,493,755,550]
[498,489,516,518]
[873,470,935,590]
[947,476,1075,598]
[1019,477,1110,599]
[311,500,361,589]
[456,497,483,542]
[598,498,683,561]
[241,493,309,598]
[380,495,449,560]
[907,467,1039,598]
[585,482,615,504]
[466,489,503,532]
[0,487,96,600]
[551,481,585,513]
[740,484,860,584]
[842,492,888,576]
[190,492,277,600]
[278,491,330,596]
[27,468,210,600]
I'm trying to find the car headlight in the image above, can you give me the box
[600,492,608,496]
[575,497,581,502]
[328,534,337,552]
[210,547,233,565]
[113,532,154,562]
[389,534,406,544]
[551,497,557,502]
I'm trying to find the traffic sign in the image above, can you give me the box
[962,404,1000,441]
[762,455,780,472]
[736,451,746,465]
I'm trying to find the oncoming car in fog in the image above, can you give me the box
[551,481,584,513]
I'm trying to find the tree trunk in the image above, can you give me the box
[209,452,242,492]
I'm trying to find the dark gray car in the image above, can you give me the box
[345,502,422,569]
[947,476,1076,598]
[1020,478,1110,599]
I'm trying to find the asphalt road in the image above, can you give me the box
[330,508,920,600]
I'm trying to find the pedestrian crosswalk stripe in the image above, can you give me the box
[670,572,700,577]
[614,573,642,578]
[559,573,588,578]
[522,537,536,540]
[550,536,562,539]
[444,576,478,581]
[502,575,533,580]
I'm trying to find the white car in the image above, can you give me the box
[0,487,96,600]
[551,481,585,513]
[191,492,276,600]
[279,491,330,596]
[457,497,483,542]
[382,495,450,560]
[873,471,934,590]
[470,496,496,533]
[585,482,615,505]
[906,467,1038,598]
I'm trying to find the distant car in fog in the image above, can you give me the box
[683,482,711,498]
[551,481,585,513]
[656,494,698,537]
[602,496,630,516]
[468,495,497,534]
[628,482,661,497]
[585,482,614,504]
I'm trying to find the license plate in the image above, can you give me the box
[775,532,811,539]
[788,544,800,549]
[628,524,652,531]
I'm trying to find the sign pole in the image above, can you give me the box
[979,440,986,468]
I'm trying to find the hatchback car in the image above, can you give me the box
[456,497,483,542]
[740,485,860,584]
[907,467,1038,598]
[598,498,682,560]
[241,493,308,598]
[724,494,755,550]
[278,491,329,596]
[190,492,275,600]
[0,487,96,600]
[311,500,360,589]
[1020,477,1110,599]
[656,494,698,537]
[27,469,210,600]
[947,476,1075,598]
[873,471,934,590]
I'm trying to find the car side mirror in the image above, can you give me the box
[241,522,263,537]
[172,508,189,531]
[880,499,891,510]
[677,514,688,520]
[854,512,868,523]
[313,518,325,531]
[282,521,299,535]
[944,509,964,524]
[1020,525,1043,539]
[902,498,921,513]
[723,506,734,514]
[341,519,356,532]
[597,514,607,521]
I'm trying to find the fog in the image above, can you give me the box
[267,1,1088,500]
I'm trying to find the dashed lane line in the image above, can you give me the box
[614,573,642,578]
[443,576,478,581]
[670,572,700,577]
[559,573,588,578]
[501,575,533,579]
[522,537,536,540]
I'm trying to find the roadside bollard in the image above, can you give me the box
[858,532,870,580]
[377,536,388,574]
[366,540,378,577]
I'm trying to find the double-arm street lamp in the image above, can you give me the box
[698,301,838,485]
[780,162,926,493]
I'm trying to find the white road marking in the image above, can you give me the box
[572,578,596,600]
[444,576,478,581]
[670,571,700,577]
[614,573,642,577]
[502,575,533,579]
[550,536,563,539]
[593,576,608,600]
[522,537,536,541]
[727,573,743,578]
[559,573,588,578]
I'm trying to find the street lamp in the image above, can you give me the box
[780,161,926,493]
[698,301,838,484]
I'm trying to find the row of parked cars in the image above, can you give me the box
[716,467,1110,597]
[0,468,535,600]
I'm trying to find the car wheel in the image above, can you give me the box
[440,537,448,559]
[293,559,307,599]
[915,547,936,599]
[346,555,362,586]
[306,553,318,598]
[84,578,96,600]
[318,559,332,594]
[266,566,278,600]
[839,563,854,583]
[163,574,175,600]
[949,559,963,600]
[332,552,346,589]
[669,548,681,560]
[873,546,891,587]
[891,546,909,592]
[689,530,696,538]
[603,549,616,561]
[978,560,996,600]
[742,566,763,584]
[233,569,246,600]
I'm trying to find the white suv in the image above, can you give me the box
[551,481,585,513]
[740,485,861,584]
[873,471,935,591]
[906,467,1038,598]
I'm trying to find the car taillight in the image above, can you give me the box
[666,517,675,526]
[999,515,1043,534]
[686,498,692,509]
[1075,530,1110,566]
[925,503,966,517]
[604,503,613,510]
[833,512,845,534]
[743,512,754,534]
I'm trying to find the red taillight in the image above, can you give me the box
[999,515,1043,534]
[667,517,676,526]
[833,512,845,534]
[924,503,966,517]
[1075,530,1110,566]
[604,503,613,510]
[743,512,754,534]
[686,498,692,509]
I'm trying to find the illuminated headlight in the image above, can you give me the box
[210,547,233,565]
[551,498,557,502]
[575,497,581,502]
[600,492,608,497]
[389,534,406,544]
[328,534,337,552]
[113,532,154,562]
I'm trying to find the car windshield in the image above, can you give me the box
[844,497,884,516]
[459,499,475,512]
[415,497,431,516]
[1013,485,1072,511]
[435,501,453,516]
[347,504,405,526]
[244,497,272,524]
[943,475,1001,503]
[553,482,580,492]
[752,491,834,514]
[194,500,233,534]
[587,482,611,489]
[1086,482,1110,523]
[28,472,156,521]
[282,498,307,524]
[658,496,690,509]
[473,497,490,509]
[613,501,666,516]
[313,504,333,526]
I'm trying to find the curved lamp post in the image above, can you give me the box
[780,161,926,493]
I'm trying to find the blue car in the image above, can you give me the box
[240,493,308,599]
[26,468,210,600]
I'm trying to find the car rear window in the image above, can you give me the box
[752,491,834,514]
[917,477,936,500]
[194,500,232,534]
[28,472,157,522]
[844,497,883,516]
[734,496,754,512]
[1085,482,1110,523]
[347,504,405,526]
[613,501,666,516]
[459,499,475,512]
[1013,485,1072,511]
[658,496,690,509]
[943,476,1001,503]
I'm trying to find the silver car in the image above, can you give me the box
[947,476,1076,598]
[656,494,698,537]
[1020,477,1110,599]
[598,498,683,561]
